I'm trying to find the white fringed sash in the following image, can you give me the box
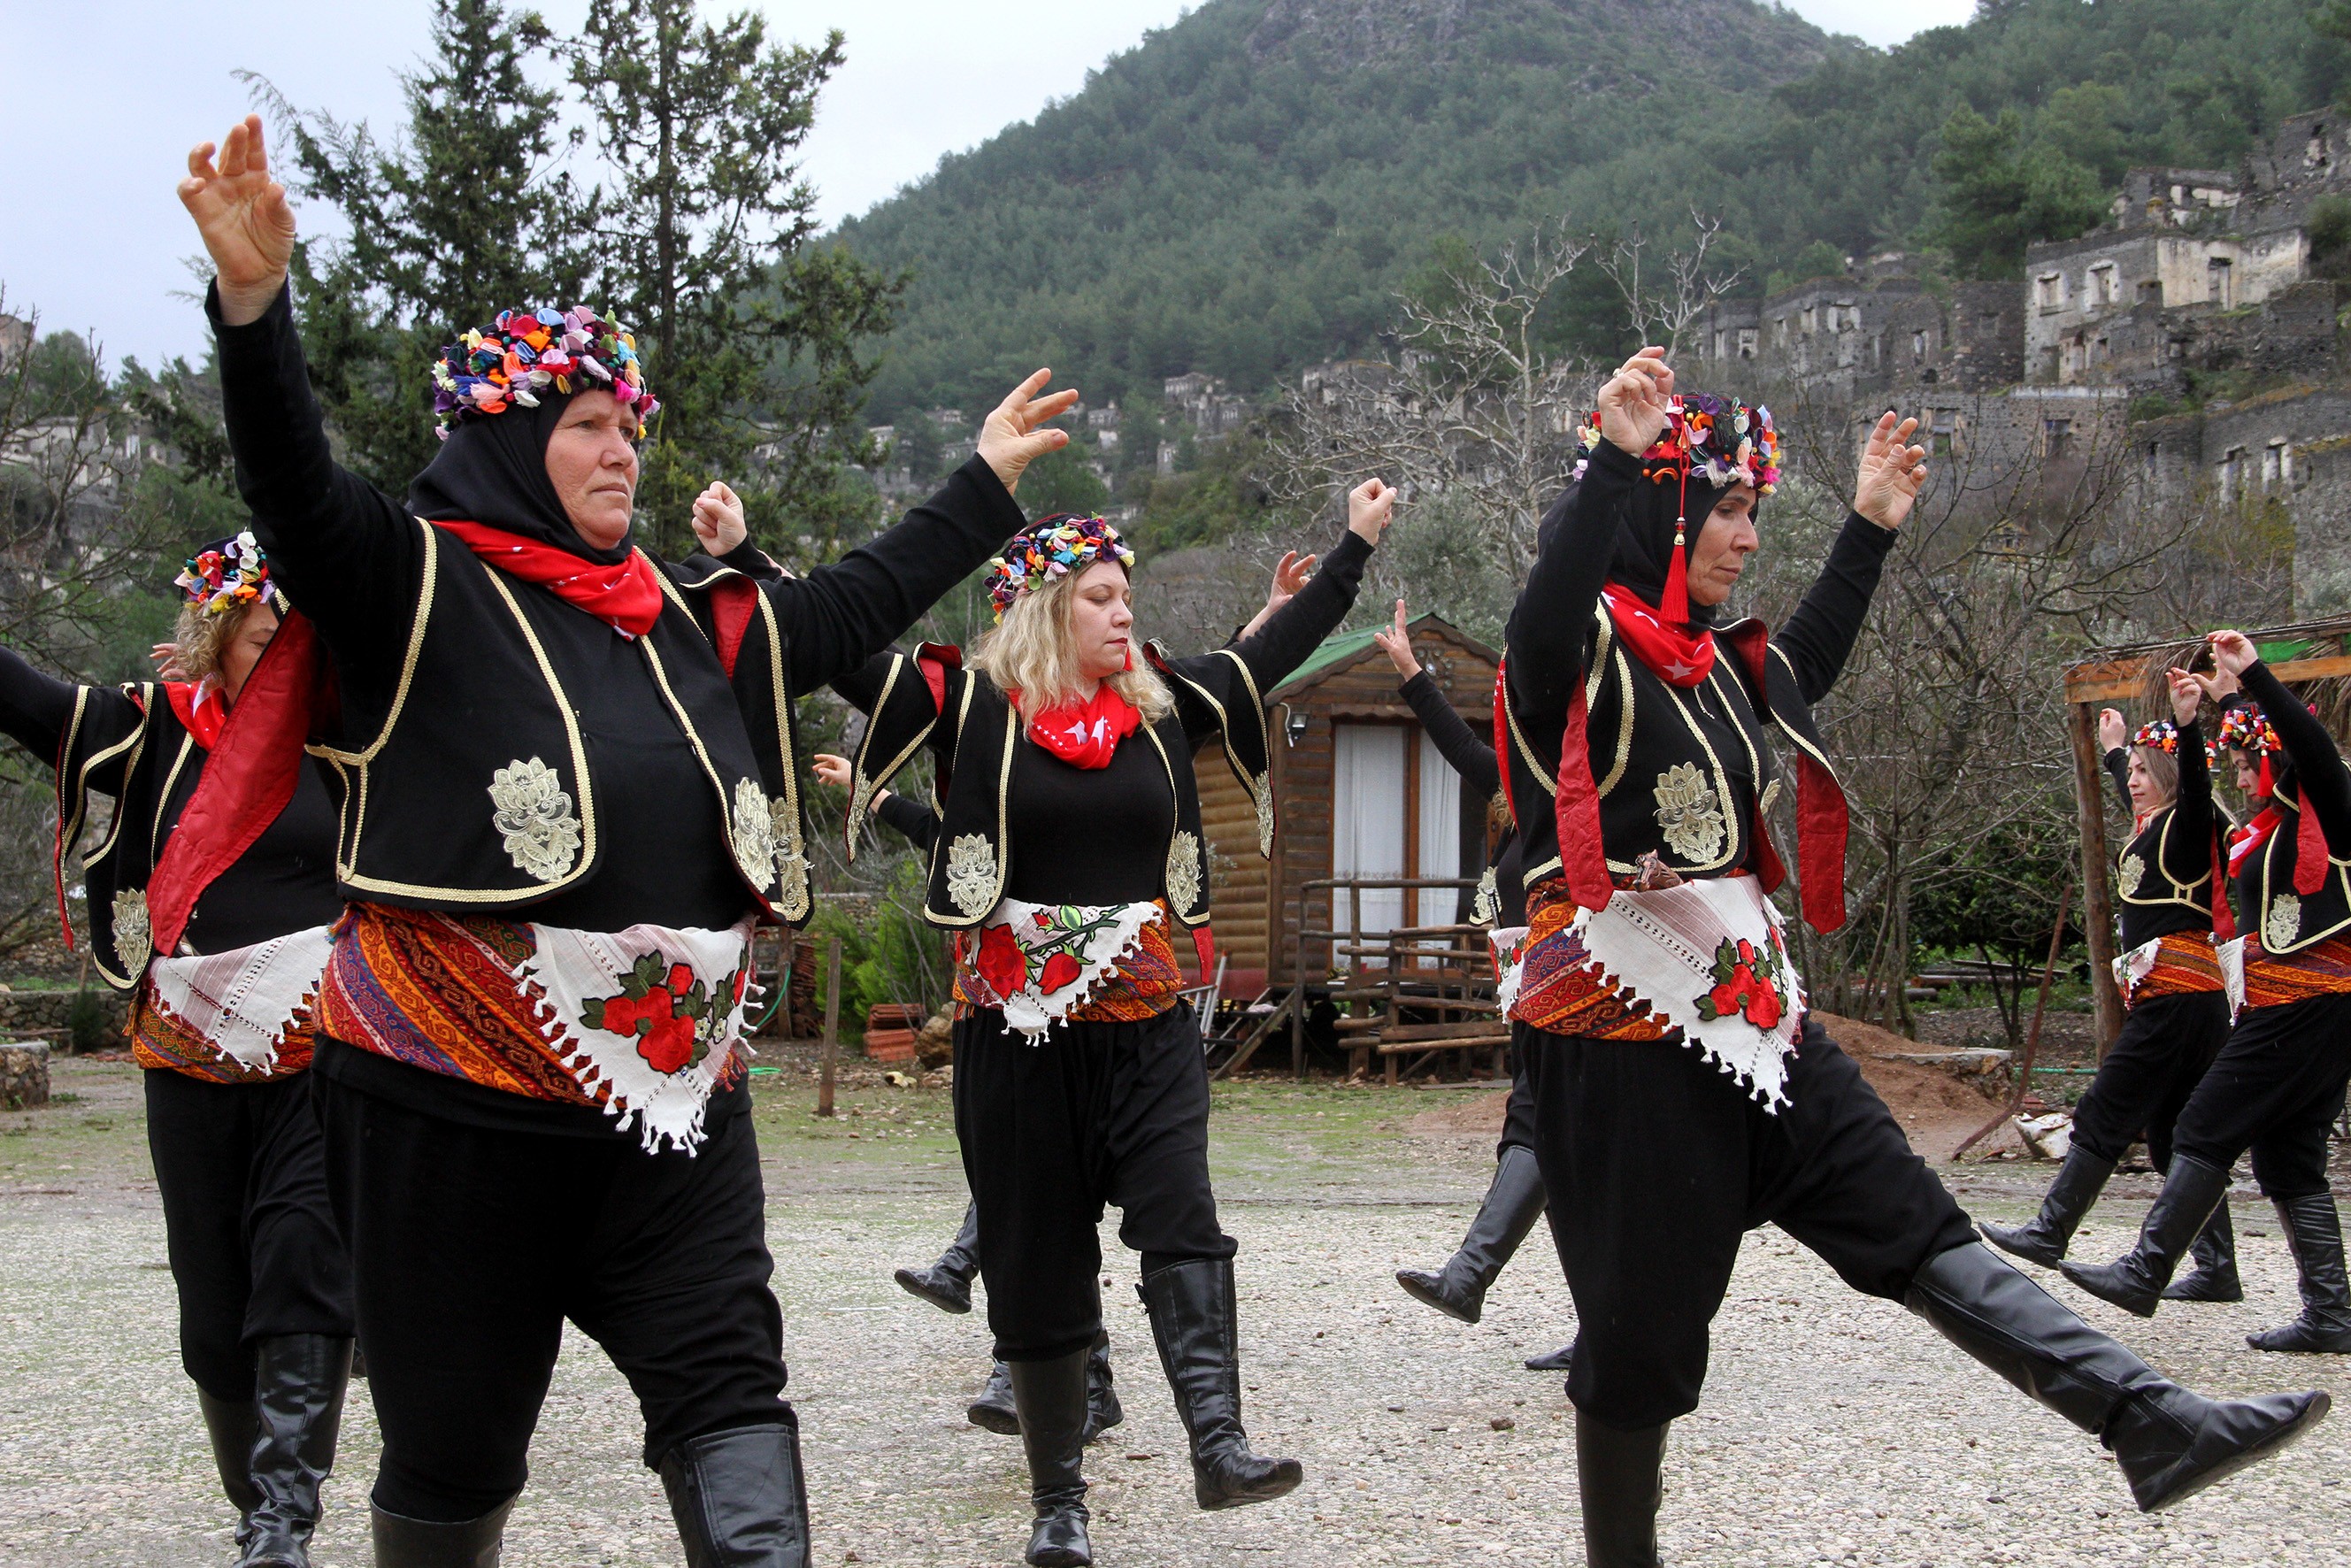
[146,925,336,1073]
[964,898,1165,1040]
[1490,926,1529,1018]
[515,915,758,1153]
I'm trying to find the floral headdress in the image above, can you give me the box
[2217,703,2283,757]
[2133,719,2217,765]
[1572,392,1780,495]
[432,306,659,440]
[984,514,1136,623]
[174,530,272,617]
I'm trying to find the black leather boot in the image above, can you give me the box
[1395,1145,1546,1324]
[1081,1330,1123,1443]
[1979,1147,2117,1267]
[370,1499,514,1566]
[2059,1156,2231,1317]
[1525,1338,1577,1373]
[895,1200,980,1315]
[238,1334,352,1567]
[1908,1241,2328,1510]
[1139,1258,1303,1510]
[659,1421,812,1567]
[2246,1195,2351,1353]
[1575,1411,1665,1568]
[1007,1349,1092,1567]
[2163,1201,2245,1303]
[196,1389,263,1525]
[968,1360,1020,1435]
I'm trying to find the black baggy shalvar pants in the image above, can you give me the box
[2172,990,2351,1201]
[2066,989,2232,1171]
[316,1070,790,1523]
[144,1069,354,1402]
[954,1003,1235,1362]
[1522,1015,1977,1431]
[1498,1040,1537,1160]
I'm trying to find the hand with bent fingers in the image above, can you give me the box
[1594,348,1673,457]
[2168,668,2204,728]
[2099,708,2127,754]
[1853,411,1929,531]
[1347,478,1396,544]
[1371,600,1420,680]
[691,481,747,556]
[977,372,1079,495]
[178,114,296,327]
[1238,550,1320,640]
[2208,629,2259,678]
[812,751,886,807]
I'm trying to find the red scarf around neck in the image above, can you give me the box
[433,519,665,638]
[1601,583,1715,688]
[1020,684,1142,769]
[164,679,227,749]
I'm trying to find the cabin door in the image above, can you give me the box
[1331,722,1463,958]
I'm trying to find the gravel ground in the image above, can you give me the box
[3,1059,2348,1567]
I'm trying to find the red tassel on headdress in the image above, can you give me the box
[2295,785,2330,896]
[1663,463,1693,625]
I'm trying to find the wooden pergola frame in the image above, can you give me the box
[2062,616,2351,1053]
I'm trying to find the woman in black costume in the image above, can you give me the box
[1979,673,2240,1299]
[1503,349,2323,1565]
[838,488,1389,1565]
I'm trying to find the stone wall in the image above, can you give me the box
[0,1041,46,1109]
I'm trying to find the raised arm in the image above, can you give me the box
[2099,708,2131,803]
[1403,674,1498,796]
[1768,411,1922,704]
[1505,442,1638,722]
[1220,480,1391,694]
[2164,671,2214,865]
[2234,651,2351,855]
[0,649,108,768]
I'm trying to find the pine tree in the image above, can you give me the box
[255,0,591,495]
[1926,104,2106,281]
[569,0,903,559]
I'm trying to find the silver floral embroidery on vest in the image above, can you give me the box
[769,796,809,906]
[1167,830,1204,912]
[111,888,152,969]
[2266,893,2303,952]
[946,834,999,918]
[2118,851,2147,900]
[489,757,582,881]
[1472,865,1499,926]
[729,778,778,892]
[1654,762,1726,863]
[1252,776,1274,857]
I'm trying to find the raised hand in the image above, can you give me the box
[150,642,188,682]
[2167,668,2204,728]
[690,480,747,556]
[2208,629,2259,678]
[1594,348,1673,457]
[1267,550,1317,609]
[1852,411,1928,531]
[1348,477,1395,543]
[178,114,296,327]
[811,753,852,790]
[977,371,1079,495]
[1371,599,1420,679]
[2098,708,2127,753]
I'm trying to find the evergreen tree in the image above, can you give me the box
[1926,104,2106,281]
[258,0,591,495]
[569,0,903,559]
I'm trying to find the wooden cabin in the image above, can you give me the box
[1192,614,1502,998]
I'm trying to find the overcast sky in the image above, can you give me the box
[0,0,1977,368]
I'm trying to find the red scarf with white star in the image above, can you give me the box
[1600,583,1714,688]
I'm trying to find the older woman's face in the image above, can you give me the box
[1069,561,1134,683]
[218,602,280,706]
[1685,482,1759,609]
[545,390,641,550]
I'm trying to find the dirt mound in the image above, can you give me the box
[1399,1016,2016,1162]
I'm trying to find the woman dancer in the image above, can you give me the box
[1371,600,1575,1372]
[1980,674,2239,1299]
[840,494,1387,1565]
[874,551,1319,1440]
[0,537,350,1568]
[1505,349,2322,1564]
[2066,634,2351,1353]
[181,114,1056,1564]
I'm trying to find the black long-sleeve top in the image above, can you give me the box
[2104,721,2217,949]
[873,790,940,852]
[2231,661,2351,949]
[210,281,1023,933]
[1398,669,1524,926]
[1502,437,1894,890]
[0,648,342,954]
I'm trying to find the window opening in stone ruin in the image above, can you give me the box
[2208,257,2234,310]
[1932,410,1958,457]
[2044,419,2073,460]
[2310,126,2330,171]
[1737,327,1757,359]
[2138,280,2163,306]
[2219,447,2245,503]
[1912,329,1929,359]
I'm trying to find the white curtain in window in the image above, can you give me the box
[1333,724,1406,955]
[1417,736,1461,929]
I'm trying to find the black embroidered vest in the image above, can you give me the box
[2115,803,2214,949]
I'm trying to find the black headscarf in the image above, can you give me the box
[406,388,632,566]
[1607,465,1735,629]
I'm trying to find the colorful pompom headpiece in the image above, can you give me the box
[174,530,273,617]
[2217,703,2283,757]
[431,306,658,440]
[2132,719,2217,766]
[1572,392,1780,496]
[984,514,1136,623]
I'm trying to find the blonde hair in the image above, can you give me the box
[2132,744,2179,807]
[972,565,1174,723]
[168,596,265,684]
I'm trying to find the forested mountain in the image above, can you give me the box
[836,0,2351,422]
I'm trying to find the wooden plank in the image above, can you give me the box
[1373,1019,1517,1044]
[2069,702,2123,1054]
[2066,650,2351,703]
[1378,1033,1512,1054]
